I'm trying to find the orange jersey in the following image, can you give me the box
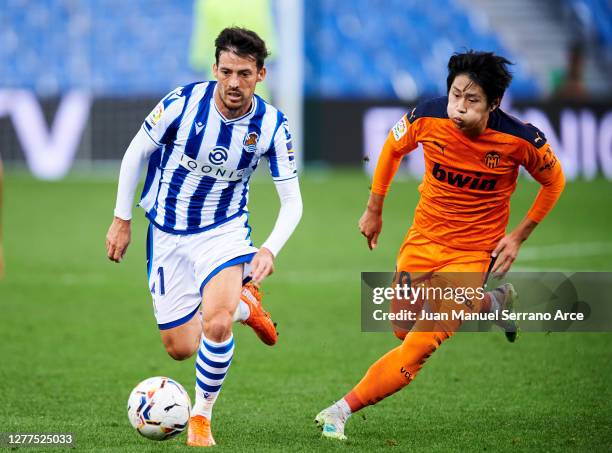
[372,97,565,252]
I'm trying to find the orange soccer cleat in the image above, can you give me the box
[240,283,278,346]
[187,415,215,447]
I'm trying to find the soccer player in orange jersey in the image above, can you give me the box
[315,51,565,440]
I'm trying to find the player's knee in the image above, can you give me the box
[165,344,193,361]
[162,336,198,361]
[203,311,233,342]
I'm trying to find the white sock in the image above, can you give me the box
[232,300,250,322]
[333,398,352,421]
[192,334,234,419]
[489,290,502,313]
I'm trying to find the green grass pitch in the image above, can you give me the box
[1,169,611,452]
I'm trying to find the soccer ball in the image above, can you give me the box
[127,376,191,441]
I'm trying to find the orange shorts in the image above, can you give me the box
[390,227,494,335]
[396,227,493,275]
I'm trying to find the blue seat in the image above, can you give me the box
[1,0,542,98]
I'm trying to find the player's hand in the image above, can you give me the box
[359,208,383,250]
[250,247,275,285]
[491,232,522,277]
[106,216,131,263]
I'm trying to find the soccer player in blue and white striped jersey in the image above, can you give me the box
[105,27,302,447]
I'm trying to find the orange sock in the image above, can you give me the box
[344,270,489,412]
[481,292,492,313]
[344,330,452,412]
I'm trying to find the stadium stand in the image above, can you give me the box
[303,0,540,99]
[1,0,543,99]
[566,0,612,46]
[0,0,194,95]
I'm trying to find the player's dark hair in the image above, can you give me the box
[215,27,269,69]
[447,51,513,106]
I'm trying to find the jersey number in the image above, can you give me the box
[151,266,166,296]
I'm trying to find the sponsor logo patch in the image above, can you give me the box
[179,153,245,181]
[432,162,498,191]
[538,145,557,171]
[392,116,407,141]
[400,366,413,381]
[209,147,229,165]
[241,287,259,306]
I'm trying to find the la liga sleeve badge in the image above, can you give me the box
[147,102,164,127]
[392,116,407,141]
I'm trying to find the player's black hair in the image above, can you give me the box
[447,51,513,106]
[215,27,269,69]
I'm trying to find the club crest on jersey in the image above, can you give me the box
[484,151,501,169]
[242,132,259,153]
[209,146,229,165]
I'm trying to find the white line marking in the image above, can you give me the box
[519,242,612,261]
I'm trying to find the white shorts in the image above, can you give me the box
[145,213,258,330]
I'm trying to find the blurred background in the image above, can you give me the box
[0,0,610,178]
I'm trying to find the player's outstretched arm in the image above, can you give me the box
[361,113,419,250]
[106,128,159,263]
[251,178,303,284]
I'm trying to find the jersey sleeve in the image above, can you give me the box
[141,86,187,146]
[113,128,160,220]
[521,138,565,223]
[371,111,421,195]
[265,113,297,182]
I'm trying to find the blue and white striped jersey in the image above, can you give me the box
[139,81,297,234]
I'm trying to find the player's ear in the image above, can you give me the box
[257,66,267,83]
[490,98,501,112]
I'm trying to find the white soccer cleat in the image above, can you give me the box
[315,407,348,441]
[490,283,520,342]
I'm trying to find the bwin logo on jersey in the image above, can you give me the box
[209,147,229,165]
